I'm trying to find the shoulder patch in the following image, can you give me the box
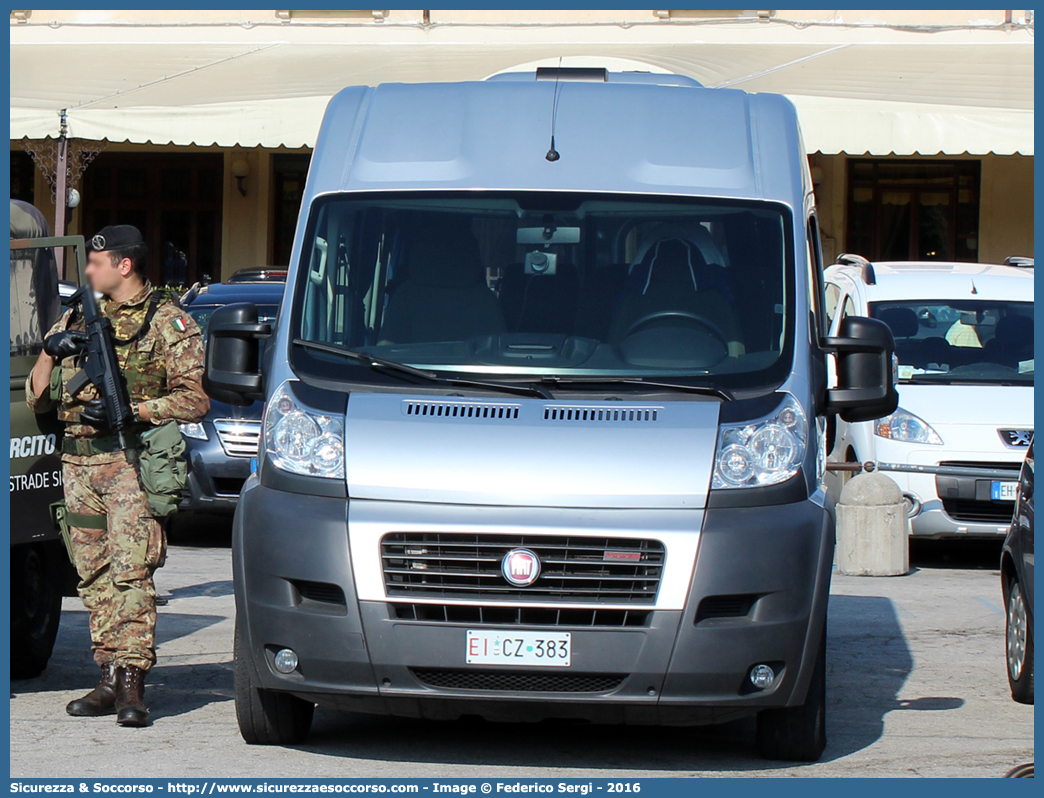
[171,316,188,333]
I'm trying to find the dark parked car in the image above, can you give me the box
[1001,436,1034,704]
[226,267,288,283]
[179,280,283,515]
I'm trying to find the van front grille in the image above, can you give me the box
[381,533,665,604]
[942,499,1015,524]
[390,603,651,627]
[410,669,626,693]
[938,460,1022,475]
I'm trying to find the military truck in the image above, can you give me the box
[9,200,81,678]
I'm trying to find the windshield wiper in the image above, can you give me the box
[292,339,554,399]
[538,375,733,401]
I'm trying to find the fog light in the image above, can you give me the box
[274,648,299,674]
[750,664,775,689]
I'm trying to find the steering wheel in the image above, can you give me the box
[622,310,730,349]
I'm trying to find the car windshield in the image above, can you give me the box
[291,194,792,388]
[188,304,280,342]
[870,299,1034,384]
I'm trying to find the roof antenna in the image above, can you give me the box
[545,57,563,162]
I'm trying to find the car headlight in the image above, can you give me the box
[178,422,208,441]
[874,408,943,445]
[712,394,808,489]
[263,380,345,478]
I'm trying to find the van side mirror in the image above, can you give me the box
[203,303,271,406]
[822,316,898,423]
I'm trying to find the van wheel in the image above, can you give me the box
[756,626,827,762]
[10,543,63,680]
[1005,577,1034,704]
[234,622,315,744]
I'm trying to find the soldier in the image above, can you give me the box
[26,225,209,727]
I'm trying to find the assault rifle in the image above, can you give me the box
[63,285,134,450]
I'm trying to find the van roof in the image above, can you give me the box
[305,77,807,206]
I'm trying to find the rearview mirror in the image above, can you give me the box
[203,303,271,406]
[822,316,898,423]
[516,227,580,245]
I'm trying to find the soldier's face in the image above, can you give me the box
[86,251,131,296]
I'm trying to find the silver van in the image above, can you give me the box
[205,69,897,761]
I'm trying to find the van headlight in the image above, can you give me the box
[263,380,345,478]
[712,394,808,489]
[874,408,943,445]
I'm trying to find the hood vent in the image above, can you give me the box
[403,400,520,420]
[544,406,660,423]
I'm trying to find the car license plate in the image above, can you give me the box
[992,481,1018,501]
[466,630,571,667]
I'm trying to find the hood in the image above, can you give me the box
[895,384,1034,426]
[344,393,721,509]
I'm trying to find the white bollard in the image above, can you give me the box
[835,472,910,576]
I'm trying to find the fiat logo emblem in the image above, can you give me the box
[502,548,541,587]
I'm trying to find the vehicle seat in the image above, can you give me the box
[878,307,920,364]
[608,238,744,355]
[919,336,954,370]
[378,220,506,345]
[984,314,1034,367]
[574,262,629,341]
[499,260,580,335]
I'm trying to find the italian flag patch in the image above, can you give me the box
[172,317,188,333]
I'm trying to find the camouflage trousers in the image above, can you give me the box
[62,450,166,673]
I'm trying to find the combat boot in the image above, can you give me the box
[114,665,150,727]
[66,662,118,717]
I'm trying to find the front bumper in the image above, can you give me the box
[232,481,833,725]
[877,447,1023,538]
[180,438,254,514]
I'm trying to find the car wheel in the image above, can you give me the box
[234,621,315,744]
[1006,577,1034,704]
[756,624,827,762]
[10,542,63,680]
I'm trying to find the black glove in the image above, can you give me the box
[44,330,89,361]
[79,399,110,429]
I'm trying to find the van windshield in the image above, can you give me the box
[870,300,1034,384]
[292,194,792,387]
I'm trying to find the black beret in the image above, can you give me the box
[88,225,144,252]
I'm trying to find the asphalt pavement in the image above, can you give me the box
[10,516,1033,779]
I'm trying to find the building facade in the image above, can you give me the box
[10,9,1033,284]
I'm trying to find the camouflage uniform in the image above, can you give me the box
[27,282,209,672]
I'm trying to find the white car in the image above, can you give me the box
[825,256,1034,538]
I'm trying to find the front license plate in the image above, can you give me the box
[466,630,571,667]
[992,481,1018,501]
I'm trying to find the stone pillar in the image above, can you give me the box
[835,472,910,576]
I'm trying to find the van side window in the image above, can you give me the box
[806,215,826,335]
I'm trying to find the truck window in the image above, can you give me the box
[10,228,58,358]
[293,194,795,391]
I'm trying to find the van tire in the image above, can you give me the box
[234,621,314,745]
[756,627,827,762]
[10,542,63,680]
